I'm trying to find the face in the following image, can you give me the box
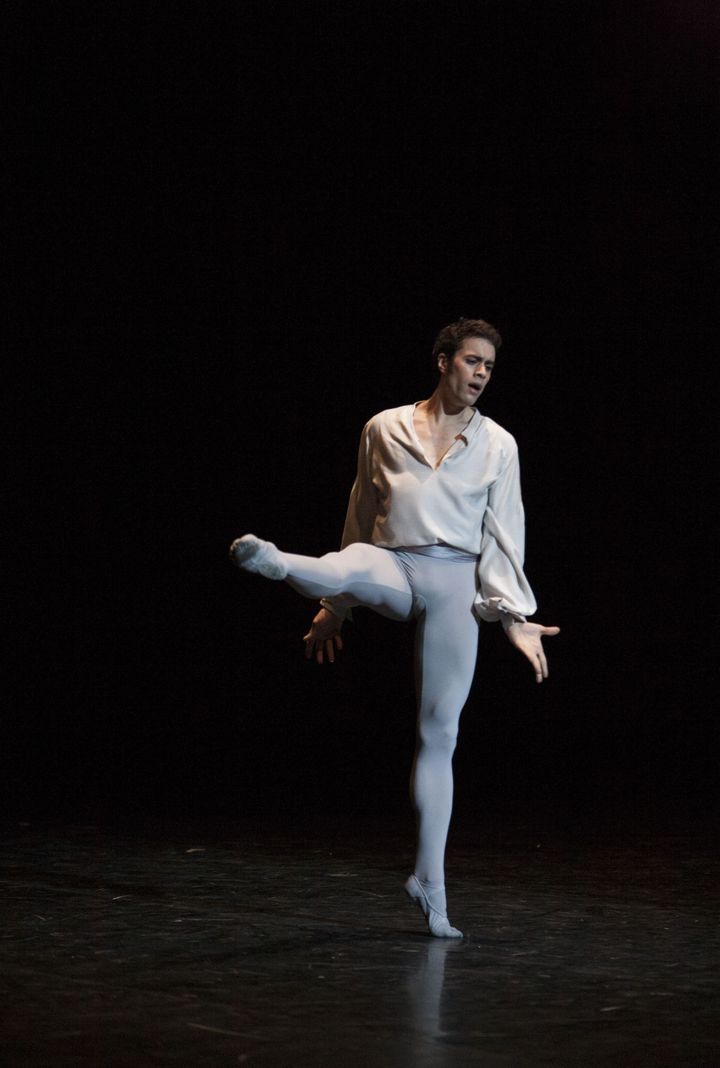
[438,337,496,409]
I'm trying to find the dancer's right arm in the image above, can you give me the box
[339,420,378,548]
[303,607,344,665]
[321,418,378,625]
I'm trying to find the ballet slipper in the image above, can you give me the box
[404,874,463,939]
[229,534,287,580]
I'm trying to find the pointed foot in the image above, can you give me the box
[404,874,463,939]
[229,534,287,580]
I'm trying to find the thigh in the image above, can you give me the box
[412,557,479,714]
[283,543,414,621]
[339,543,414,620]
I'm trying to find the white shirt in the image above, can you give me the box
[336,403,537,624]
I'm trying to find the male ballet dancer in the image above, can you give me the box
[230,318,559,937]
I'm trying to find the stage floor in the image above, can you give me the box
[2,817,719,1066]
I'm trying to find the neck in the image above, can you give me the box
[420,385,472,424]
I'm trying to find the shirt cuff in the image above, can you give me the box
[475,594,529,626]
[320,597,353,623]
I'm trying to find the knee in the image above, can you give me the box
[322,546,381,592]
[319,551,344,582]
[418,714,459,757]
[314,550,356,593]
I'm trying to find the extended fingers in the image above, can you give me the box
[533,627,558,681]
[324,634,344,664]
[522,639,549,683]
[303,631,322,662]
[303,634,343,665]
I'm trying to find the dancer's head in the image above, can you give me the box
[432,318,500,409]
[432,318,502,371]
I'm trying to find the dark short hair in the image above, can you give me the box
[432,318,503,368]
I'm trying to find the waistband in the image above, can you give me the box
[394,544,478,561]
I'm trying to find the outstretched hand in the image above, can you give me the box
[504,621,560,683]
[303,607,344,665]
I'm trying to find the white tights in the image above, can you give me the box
[281,542,479,886]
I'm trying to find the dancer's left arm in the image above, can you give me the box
[476,443,560,682]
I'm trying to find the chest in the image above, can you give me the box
[412,416,465,470]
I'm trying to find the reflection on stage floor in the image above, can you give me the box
[2,817,719,1066]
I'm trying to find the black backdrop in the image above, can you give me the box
[7,1,718,830]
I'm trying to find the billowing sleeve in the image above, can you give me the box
[474,444,537,626]
[339,420,378,548]
[320,420,379,622]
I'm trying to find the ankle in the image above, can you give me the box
[414,874,445,892]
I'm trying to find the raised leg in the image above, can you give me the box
[231,535,413,621]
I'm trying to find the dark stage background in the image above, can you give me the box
[7,1,718,832]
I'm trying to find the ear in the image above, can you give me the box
[437,352,449,374]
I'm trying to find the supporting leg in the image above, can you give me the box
[406,555,479,936]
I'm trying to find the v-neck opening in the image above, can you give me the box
[409,403,479,470]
